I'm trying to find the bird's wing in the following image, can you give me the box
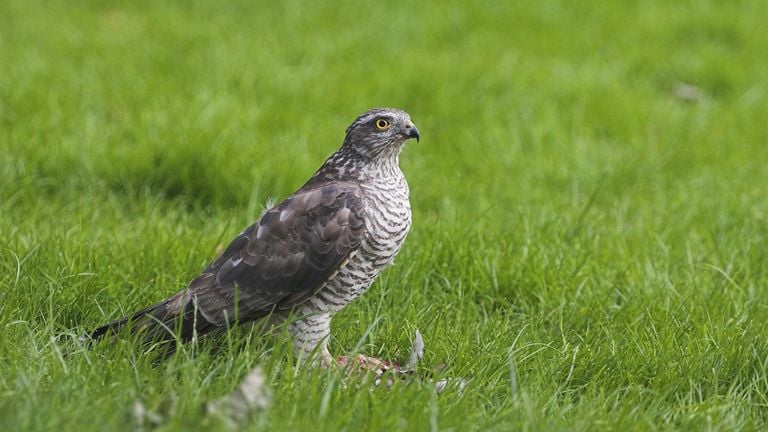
[186,182,366,325]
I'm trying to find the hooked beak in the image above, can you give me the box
[404,124,420,142]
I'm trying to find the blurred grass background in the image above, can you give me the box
[2,0,768,430]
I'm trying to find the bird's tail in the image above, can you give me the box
[88,290,217,346]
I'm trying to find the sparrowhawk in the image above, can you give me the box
[90,108,419,366]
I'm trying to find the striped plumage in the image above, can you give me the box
[89,108,419,366]
[285,136,413,363]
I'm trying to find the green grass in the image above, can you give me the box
[2,0,768,430]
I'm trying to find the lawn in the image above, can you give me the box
[2,0,768,430]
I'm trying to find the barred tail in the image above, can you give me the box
[88,291,217,345]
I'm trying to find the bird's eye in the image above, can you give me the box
[374,118,391,131]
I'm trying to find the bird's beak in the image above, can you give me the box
[405,124,420,142]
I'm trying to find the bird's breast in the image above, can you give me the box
[358,175,412,269]
[303,173,411,314]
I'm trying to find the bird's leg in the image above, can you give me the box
[288,312,394,371]
[289,313,333,367]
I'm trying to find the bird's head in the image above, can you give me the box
[342,108,420,160]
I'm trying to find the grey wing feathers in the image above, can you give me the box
[188,183,366,325]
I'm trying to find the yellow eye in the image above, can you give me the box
[374,118,390,130]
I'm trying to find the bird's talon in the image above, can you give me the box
[336,355,397,374]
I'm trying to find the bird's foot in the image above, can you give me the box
[336,354,398,374]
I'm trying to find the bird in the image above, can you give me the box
[89,107,419,367]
